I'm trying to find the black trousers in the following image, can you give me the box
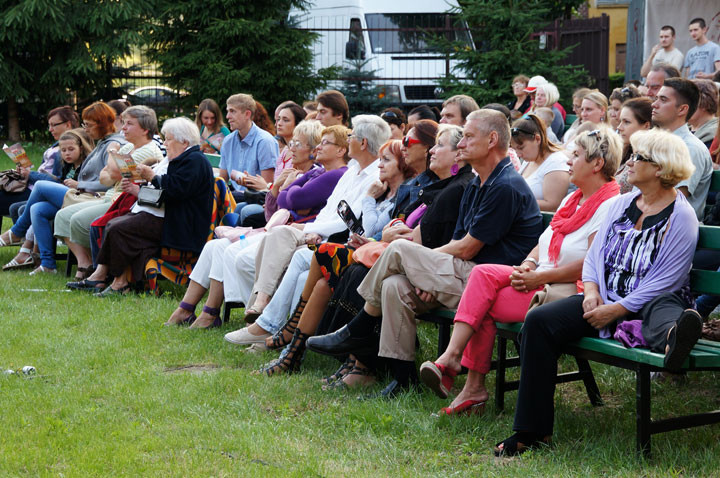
[512,292,689,436]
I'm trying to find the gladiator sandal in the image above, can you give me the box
[267,297,307,350]
[261,328,310,376]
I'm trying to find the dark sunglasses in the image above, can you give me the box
[510,127,535,137]
[629,152,656,164]
[402,136,422,147]
[381,111,398,119]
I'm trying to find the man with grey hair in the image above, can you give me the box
[307,109,543,397]
[213,114,390,322]
[440,94,480,126]
[645,63,681,101]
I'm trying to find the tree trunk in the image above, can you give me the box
[7,97,21,142]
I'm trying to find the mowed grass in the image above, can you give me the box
[1,143,720,476]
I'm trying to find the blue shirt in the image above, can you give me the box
[453,157,543,265]
[219,123,278,189]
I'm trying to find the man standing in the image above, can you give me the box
[652,78,712,219]
[219,93,277,199]
[683,18,720,80]
[307,110,543,396]
[645,63,681,101]
[640,25,684,77]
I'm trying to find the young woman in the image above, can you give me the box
[580,90,609,126]
[608,85,641,130]
[195,99,231,154]
[615,98,652,193]
[512,114,570,212]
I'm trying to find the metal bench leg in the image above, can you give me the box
[437,323,451,357]
[494,335,508,412]
[636,364,652,457]
[575,357,603,406]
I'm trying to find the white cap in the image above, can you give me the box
[524,75,548,93]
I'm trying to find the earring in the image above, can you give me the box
[450,162,459,176]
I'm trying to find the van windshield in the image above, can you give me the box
[365,13,471,54]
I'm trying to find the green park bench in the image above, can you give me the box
[417,210,720,456]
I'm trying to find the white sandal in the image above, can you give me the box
[2,247,36,271]
[29,265,57,275]
[0,231,23,247]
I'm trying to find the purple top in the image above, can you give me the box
[276,165,347,220]
[583,191,698,336]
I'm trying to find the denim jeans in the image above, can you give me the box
[11,180,68,269]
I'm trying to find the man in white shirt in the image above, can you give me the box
[641,25,684,78]
[683,18,720,80]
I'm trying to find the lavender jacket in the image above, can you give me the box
[583,191,698,316]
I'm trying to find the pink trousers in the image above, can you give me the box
[454,263,542,374]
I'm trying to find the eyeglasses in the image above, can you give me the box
[48,120,66,129]
[402,136,422,148]
[512,82,525,88]
[319,139,338,147]
[288,140,307,149]
[81,122,96,129]
[629,152,656,164]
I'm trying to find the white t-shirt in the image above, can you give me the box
[536,194,617,272]
[653,47,684,71]
[519,151,570,200]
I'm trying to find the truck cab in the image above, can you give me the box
[289,0,472,105]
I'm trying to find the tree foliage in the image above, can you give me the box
[438,0,588,109]
[0,0,151,139]
[146,0,324,113]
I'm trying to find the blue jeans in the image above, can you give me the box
[692,249,720,318]
[11,180,68,269]
[234,202,264,224]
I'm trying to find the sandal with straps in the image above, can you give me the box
[494,432,551,457]
[165,301,197,326]
[323,363,375,390]
[267,297,307,350]
[3,247,36,271]
[321,356,355,385]
[0,230,23,247]
[259,328,309,376]
[189,305,222,329]
[74,265,95,281]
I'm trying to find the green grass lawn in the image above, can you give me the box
[1,142,720,475]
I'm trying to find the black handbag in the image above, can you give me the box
[137,186,163,207]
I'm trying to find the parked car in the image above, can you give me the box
[127,86,187,108]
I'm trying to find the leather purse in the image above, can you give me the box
[137,186,163,207]
[0,169,29,193]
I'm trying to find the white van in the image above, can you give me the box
[289,0,472,105]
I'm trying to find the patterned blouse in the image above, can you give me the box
[603,197,677,298]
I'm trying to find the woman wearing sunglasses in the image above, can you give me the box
[495,128,701,456]
[511,114,570,212]
[380,107,407,140]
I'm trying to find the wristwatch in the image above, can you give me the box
[522,257,539,268]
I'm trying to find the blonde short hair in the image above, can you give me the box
[535,83,559,106]
[630,129,695,188]
[436,123,464,149]
[574,126,623,180]
[583,91,609,122]
[226,93,256,113]
[292,119,324,150]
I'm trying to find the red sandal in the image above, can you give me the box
[419,361,458,399]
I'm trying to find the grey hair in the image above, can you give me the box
[437,123,463,149]
[351,114,392,156]
[466,109,511,152]
[161,117,201,147]
[122,105,158,139]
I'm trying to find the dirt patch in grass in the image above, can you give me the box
[163,364,222,374]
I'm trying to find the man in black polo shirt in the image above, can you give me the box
[307,109,543,396]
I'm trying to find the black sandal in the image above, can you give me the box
[494,432,550,457]
[664,309,702,371]
[323,363,374,390]
[260,329,309,376]
[321,356,355,385]
[267,298,307,350]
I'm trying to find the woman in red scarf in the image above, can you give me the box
[420,128,622,416]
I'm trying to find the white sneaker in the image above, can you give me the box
[224,326,271,345]
[29,265,57,275]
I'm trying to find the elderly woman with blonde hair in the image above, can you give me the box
[495,128,701,456]
[75,117,214,296]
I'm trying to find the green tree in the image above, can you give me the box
[0,0,150,140]
[333,59,389,116]
[146,0,323,114]
[437,0,588,109]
